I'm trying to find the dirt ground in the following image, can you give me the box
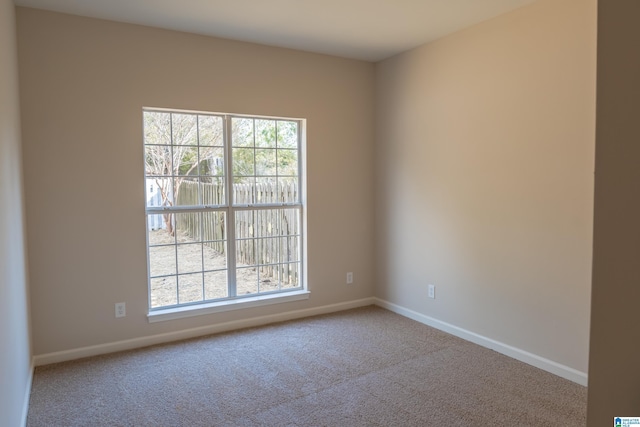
[147,229,285,308]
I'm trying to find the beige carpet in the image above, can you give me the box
[27,306,586,426]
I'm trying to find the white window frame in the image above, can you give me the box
[143,108,308,322]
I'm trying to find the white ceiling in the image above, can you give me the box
[13,0,535,62]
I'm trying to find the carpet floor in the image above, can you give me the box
[26,306,587,426]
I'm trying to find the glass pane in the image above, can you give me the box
[277,178,298,203]
[258,265,279,292]
[144,111,171,145]
[174,178,200,207]
[236,238,255,267]
[253,209,278,237]
[175,145,199,176]
[236,267,258,295]
[204,271,228,300]
[233,148,255,176]
[147,213,168,233]
[148,227,174,246]
[200,147,225,177]
[280,236,300,262]
[145,177,173,209]
[200,178,225,206]
[145,145,173,179]
[150,276,177,308]
[277,149,298,176]
[256,178,277,204]
[177,243,203,274]
[278,208,301,236]
[233,177,255,205]
[232,118,254,147]
[198,115,223,146]
[148,245,176,277]
[235,210,255,239]
[204,241,227,271]
[202,212,226,242]
[172,113,198,146]
[255,120,276,148]
[174,212,202,242]
[255,149,277,176]
[279,263,300,289]
[178,273,203,303]
[277,121,298,148]
[256,238,278,265]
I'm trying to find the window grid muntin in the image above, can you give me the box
[145,109,303,311]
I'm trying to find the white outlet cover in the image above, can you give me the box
[115,302,126,318]
[428,285,435,299]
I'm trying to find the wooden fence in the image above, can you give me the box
[175,180,300,285]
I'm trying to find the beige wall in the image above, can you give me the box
[587,0,640,423]
[0,0,32,425]
[17,8,375,356]
[375,0,596,374]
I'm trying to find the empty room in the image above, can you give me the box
[1,0,639,425]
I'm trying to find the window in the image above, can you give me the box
[144,109,305,318]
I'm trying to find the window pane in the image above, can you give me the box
[202,212,226,242]
[174,178,200,207]
[236,267,258,295]
[232,118,254,147]
[277,149,298,176]
[280,236,300,262]
[177,243,202,274]
[204,242,227,271]
[256,238,278,265]
[255,149,276,176]
[200,177,225,206]
[235,210,255,239]
[198,115,223,146]
[256,178,277,204]
[175,146,200,176]
[145,177,173,209]
[178,273,203,303]
[236,238,255,267]
[147,213,166,232]
[150,276,177,308]
[174,212,202,242]
[233,148,255,176]
[200,147,225,177]
[233,177,255,205]
[253,209,278,237]
[148,245,176,277]
[148,227,175,246]
[204,271,228,300]
[144,112,171,145]
[278,208,301,236]
[145,146,172,178]
[277,178,298,204]
[172,113,198,146]
[279,263,300,289]
[255,120,276,148]
[277,121,298,148]
[258,266,279,292]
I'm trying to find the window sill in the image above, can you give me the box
[147,290,310,323]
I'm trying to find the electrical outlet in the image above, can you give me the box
[346,272,354,284]
[115,302,126,318]
[428,284,435,299]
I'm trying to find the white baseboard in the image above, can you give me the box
[33,297,376,366]
[21,359,34,427]
[374,298,588,386]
